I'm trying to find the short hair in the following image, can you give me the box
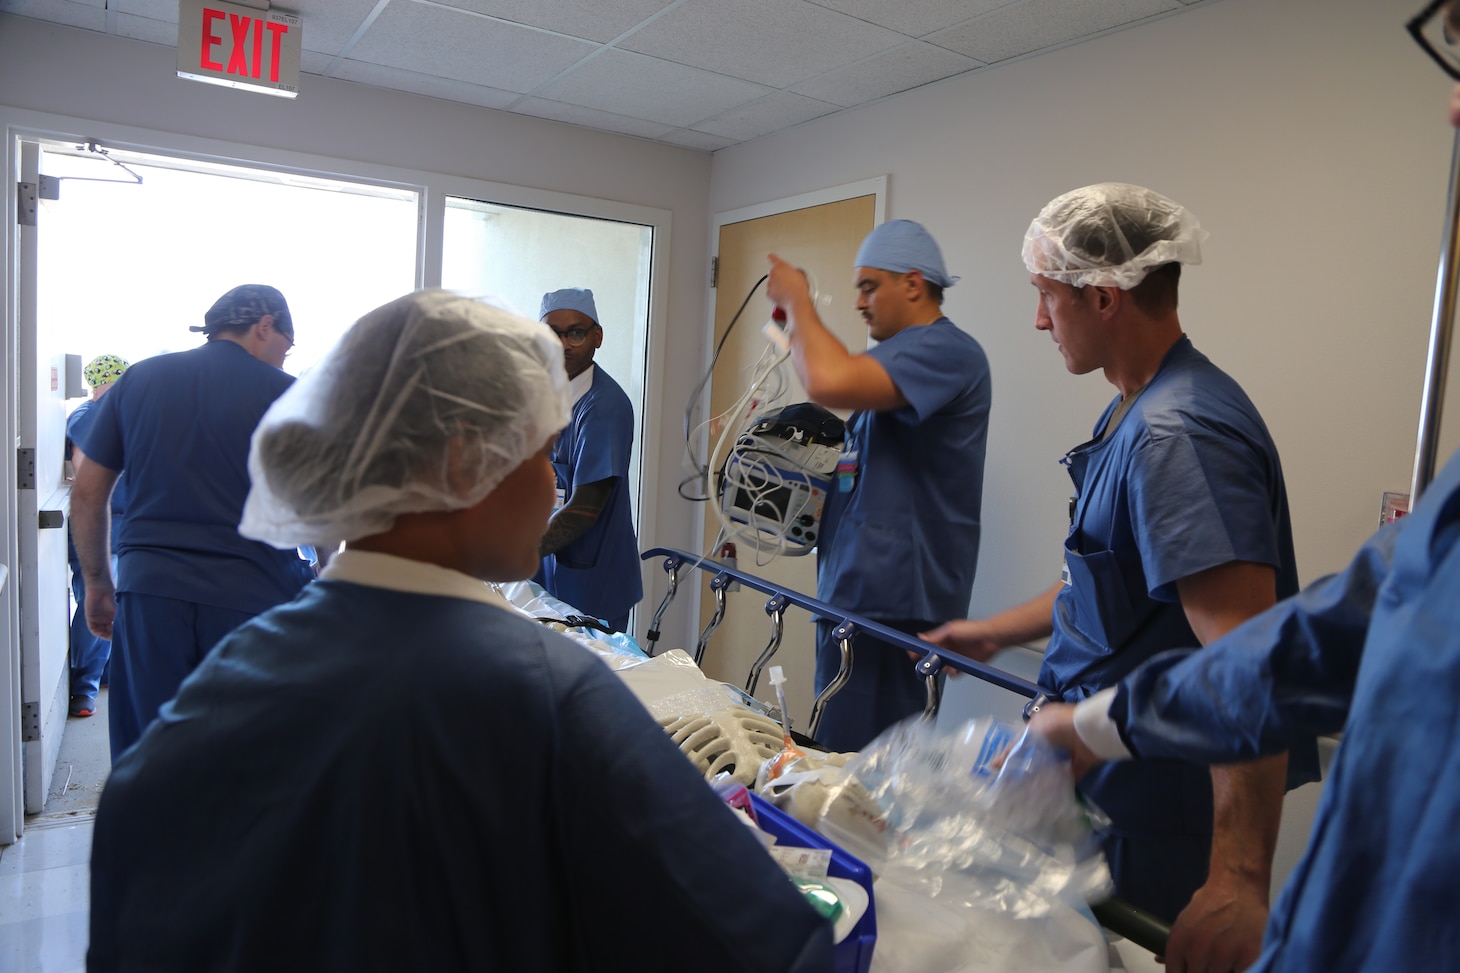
[1060,203,1182,315]
[1127,262,1181,316]
[896,271,943,305]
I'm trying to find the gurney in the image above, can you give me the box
[495,554,1168,973]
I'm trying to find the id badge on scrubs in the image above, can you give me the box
[1060,557,1072,586]
[836,448,860,494]
[554,487,566,510]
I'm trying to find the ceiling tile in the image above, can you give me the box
[512,96,676,139]
[805,0,1012,38]
[430,0,678,44]
[291,0,389,57]
[347,1,595,93]
[110,0,174,20]
[533,48,774,128]
[109,0,381,56]
[791,40,982,108]
[693,90,839,142]
[619,0,905,89]
[0,0,106,30]
[300,49,336,75]
[113,11,174,45]
[330,57,522,109]
[659,129,735,152]
[928,0,1178,63]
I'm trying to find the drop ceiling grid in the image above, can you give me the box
[0,0,1215,148]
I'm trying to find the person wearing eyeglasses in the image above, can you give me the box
[1018,4,1460,970]
[534,287,642,632]
[71,284,314,761]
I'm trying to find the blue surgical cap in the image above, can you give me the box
[539,288,599,325]
[854,220,958,289]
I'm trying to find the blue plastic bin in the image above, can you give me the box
[750,793,876,973]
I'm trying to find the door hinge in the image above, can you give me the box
[710,255,719,289]
[21,701,40,742]
[17,447,35,490]
[17,181,36,227]
[15,176,58,227]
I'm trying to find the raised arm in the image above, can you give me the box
[765,254,907,412]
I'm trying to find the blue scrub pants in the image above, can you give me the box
[813,618,940,753]
[109,592,255,762]
[1103,832,1210,925]
[69,570,111,701]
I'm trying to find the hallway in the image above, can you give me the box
[0,691,108,972]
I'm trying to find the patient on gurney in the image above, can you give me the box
[87,290,834,973]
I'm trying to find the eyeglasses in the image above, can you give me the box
[1410,0,1460,80]
[548,324,598,348]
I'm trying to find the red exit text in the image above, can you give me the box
[199,8,291,83]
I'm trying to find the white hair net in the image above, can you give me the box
[239,289,570,548]
[1022,183,1207,290]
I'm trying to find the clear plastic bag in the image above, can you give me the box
[816,716,1111,919]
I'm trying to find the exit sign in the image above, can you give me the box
[177,0,302,98]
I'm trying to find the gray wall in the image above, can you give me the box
[0,14,715,648]
[709,0,1451,620]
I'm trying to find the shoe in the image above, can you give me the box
[68,695,95,718]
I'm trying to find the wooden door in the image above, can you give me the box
[700,194,876,735]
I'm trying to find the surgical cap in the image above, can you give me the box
[539,287,599,325]
[84,354,129,388]
[238,290,570,548]
[1022,183,1206,290]
[191,284,294,337]
[854,220,958,289]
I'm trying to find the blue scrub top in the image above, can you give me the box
[538,366,643,622]
[1109,447,1460,972]
[1042,337,1300,698]
[67,399,126,562]
[78,339,312,615]
[817,317,991,623]
[89,581,833,971]
[1043,337,1315,841]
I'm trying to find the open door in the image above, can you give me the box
[15,139,74,817]
[698,184,880,732]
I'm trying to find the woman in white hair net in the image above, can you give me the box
[87,290,834,973]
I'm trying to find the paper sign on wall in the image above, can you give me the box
[177,0,302,99]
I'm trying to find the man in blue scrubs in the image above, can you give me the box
[88,290,833,973]
[71,284,313,760]
[766,220,991,753]
[924,186,1317,973]
[65,354,129,718]
[534,287,642,631]
[1024,10,1460,969]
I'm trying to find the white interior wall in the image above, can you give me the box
[0,13,714,646]
[2,0,1452,652]
[709,0,1453,622]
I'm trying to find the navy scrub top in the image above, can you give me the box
[78,339,312,615]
